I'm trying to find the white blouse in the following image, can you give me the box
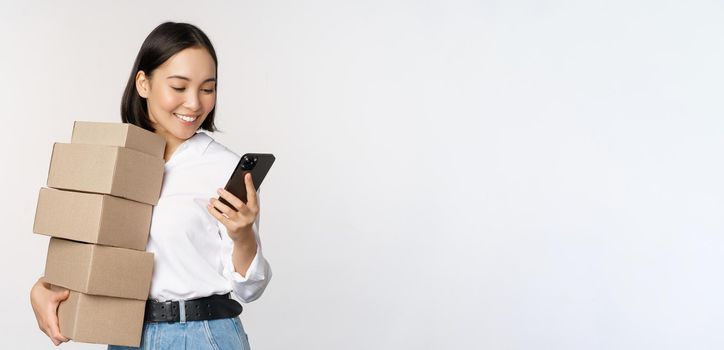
[146,131,272,302]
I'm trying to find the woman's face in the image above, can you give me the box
[135,46,217,145]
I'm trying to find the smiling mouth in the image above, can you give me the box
[173,113,198,122]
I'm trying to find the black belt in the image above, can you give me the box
[144,293,242,323]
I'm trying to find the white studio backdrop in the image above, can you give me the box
[1,0,723,349]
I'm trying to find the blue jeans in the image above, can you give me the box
[108,317,250,350]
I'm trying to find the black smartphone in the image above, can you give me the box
[218,153,275,211]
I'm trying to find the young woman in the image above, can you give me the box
[30,22,272,349]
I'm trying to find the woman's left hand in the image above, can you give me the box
[207,173,259,242]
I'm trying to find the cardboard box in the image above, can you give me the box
[44,238,154,300]
[33,187,152,251]
[47,143,165,205]
[71,121,166,158]
[58,291,145,347]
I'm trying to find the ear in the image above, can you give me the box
[135,71,150,98]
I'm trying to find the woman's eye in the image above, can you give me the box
[171,86,214,93]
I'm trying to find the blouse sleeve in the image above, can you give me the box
[218,190,272,303]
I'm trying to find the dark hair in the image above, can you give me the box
[121,22,218,132]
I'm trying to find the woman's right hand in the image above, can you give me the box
[30,277,70,346]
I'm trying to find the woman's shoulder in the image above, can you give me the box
[197,132,241,164]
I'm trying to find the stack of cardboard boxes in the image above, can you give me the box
[33,121,166,347]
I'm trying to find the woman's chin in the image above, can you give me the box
[172,129,198,141]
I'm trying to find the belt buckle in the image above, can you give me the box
[160,300,177,323]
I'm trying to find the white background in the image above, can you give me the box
[1,0,723,349]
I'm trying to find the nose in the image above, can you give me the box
[183,91,201,112]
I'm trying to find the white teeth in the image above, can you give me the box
[174,113,197,122]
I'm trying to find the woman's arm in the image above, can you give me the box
[231,226,258,277]
[208,173,273,302]
[224,215,272,302]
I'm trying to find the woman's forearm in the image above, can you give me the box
[231,227,258,277]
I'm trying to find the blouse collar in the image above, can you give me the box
[165,131,213,167]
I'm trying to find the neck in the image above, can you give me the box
[156,131,185,163]
[163,142,180,162]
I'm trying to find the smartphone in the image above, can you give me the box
[217,153,275,211]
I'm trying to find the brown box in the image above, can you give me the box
[59,291,145,347]
[33,187,152,251]
[47,143,165,205]
[71,121,166,158]
[44,238,154,300]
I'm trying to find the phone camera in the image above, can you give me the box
[240,155,257,170]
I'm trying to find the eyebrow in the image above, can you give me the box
[166,75,216,83]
